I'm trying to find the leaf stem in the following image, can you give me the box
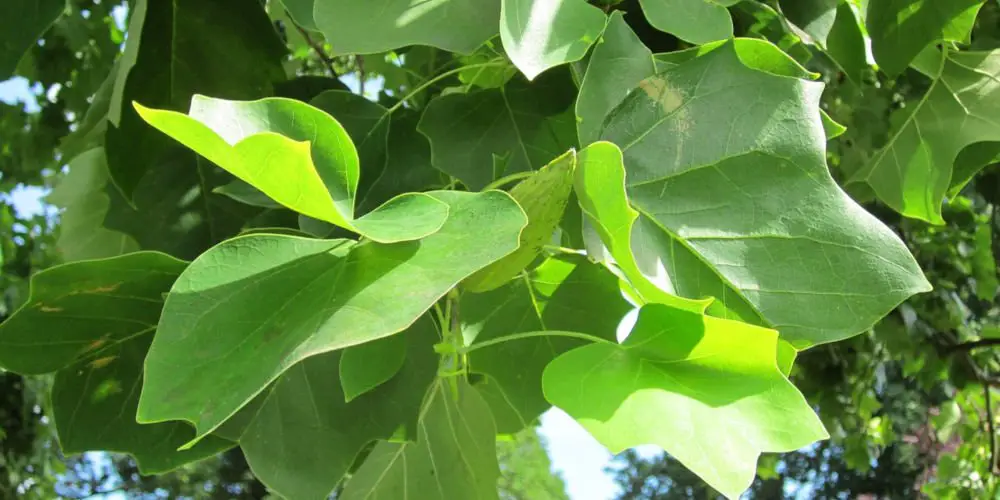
[286,10,338,76]
[387,60,506,113]
[482,171,534,191]
[460,330,615,354]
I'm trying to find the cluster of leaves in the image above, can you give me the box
[1,0,999,498]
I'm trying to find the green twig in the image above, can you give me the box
[460,330,615,354]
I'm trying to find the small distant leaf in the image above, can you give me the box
[339,333,407,402]
[419,68,577,189]
[543,303,828,498]
[866,0,984,77]
[500,0,607,79]
[973,223,998,300]
[339,380,501,500]
[137,191,526,443]
[638,0,739,45]
[314,0,501,55]
[465,151,576,292]
[134,97,448,243]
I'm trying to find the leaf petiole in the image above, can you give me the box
[459,330,615,354]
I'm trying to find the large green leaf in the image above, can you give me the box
[105,0,286,199]
[46,149,139,262]
[234,317,439,499]
[638,0,739,45]
[1,0,64,78]
[362,111,446,211]
[135,96,448,243]
[848,48,1000,224]
[866,0,984,77]
[314,0,501,55]
[542,303,828,498]
[464,151,576,292]
[137,191,527,442]
[591,43,930,347]
[463,254,631,433]
[500,0,606,79]
[419,69,577,189]
[339,380,501,500]
[0,253,233,472]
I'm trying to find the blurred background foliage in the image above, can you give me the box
[1,0,999,498]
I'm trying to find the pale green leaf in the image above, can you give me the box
[314,0,501,55]
[134,97,448,243]
[419,69,577,189]
[594,43,930,347]
[236,317,439,499]
[339,380,501,500]
[465,151,576,292]
[463,254,631,432]
[213,179,282,209]
[0,253,233,472]
[848,48,1000,223]
[542,303,828,498]
[137,191,527,442]
[339,333,407,402]
[277,0,318,31]
[638,0,738,45]
[1,0,63,78]
[575,142,711,313]
[105,0,286,199]
[46,149,139,262]
[500,0,607,79]
[866,0,984,77]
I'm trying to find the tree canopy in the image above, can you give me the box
[1,0,999,499]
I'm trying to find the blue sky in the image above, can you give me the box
[0,72,650,497]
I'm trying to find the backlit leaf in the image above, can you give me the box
[542,303,828,498]
[638,0,739,45]
[500,0,606,79]
[866,0,984,77]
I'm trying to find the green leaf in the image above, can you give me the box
[575,142,711,313]
[235,317,439,499]
[105,0,287,199]
[419,68,577,189]
[500,0,607,79]
[339,380,501,500]
[780,0,868,83]
[362,111,447,210]
[542,303,828,498]
[866,0,984,77]
[314,0,501,55]
[576,12,655,146]
[137,190,527,443]
[308,90,392,213]
[213,179,282,209]
[465,151,576,292]
[463,254,631,433]
[848,48,1000,223]
[0,253,234,472]
[134,96,448,243]
[277,0,318,31]
[973,222,998,300]
[339,333,407,402]
[638,0,739,45]
[46,149,139,262]
[594,43,930,347]
[1,0,64,78]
